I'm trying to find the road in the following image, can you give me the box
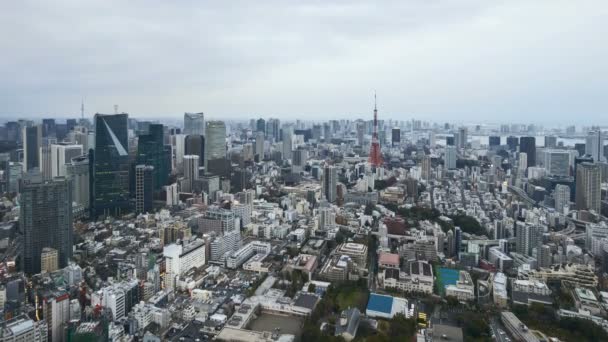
[489,318,510,342]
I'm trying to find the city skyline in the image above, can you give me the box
[3,1,608,123]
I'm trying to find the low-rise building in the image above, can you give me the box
[445,271,475,302]
[511,279,552,306]
[365,293,413,319]
[382,261,434,294]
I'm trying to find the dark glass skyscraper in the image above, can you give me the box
[20,174,73,274]
[22,125,41,172]
[137,124,168,191]
[185,134,205,166]
[489,136,501,147]
[91,113,130,218]
[506,136,519,151]
[519,136,536,167]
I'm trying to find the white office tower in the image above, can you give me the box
[204,121,227,169]
[255,131,265,160]
[172,133,186,171]
[163,239,206,289]
[183,155,200,193]
[586,222,608,256]
[585,130,604,162]
[554,184,570,214]
[322,165,338,202]
[515,223,542,257]
[429,131,436,148]
[39,145,52,180]
[51,144,83,178]
[445,145,457,170]
[165,183,179,206]
[183,112,205,135]
[518,152,527,174]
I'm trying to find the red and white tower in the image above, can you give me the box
[368,93,383,167]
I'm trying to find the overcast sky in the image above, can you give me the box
[2,1,608,123]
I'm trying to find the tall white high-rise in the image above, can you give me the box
[445,146,457,170]
[585,130,604,162]
[518,152,528,173]
[554,184,570,214]
[282,127,293,160]
[51,144,83,178]
[184,112,205,136]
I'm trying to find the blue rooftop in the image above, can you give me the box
[366,293,393,314]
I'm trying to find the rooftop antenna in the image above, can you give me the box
[114,105,118,114]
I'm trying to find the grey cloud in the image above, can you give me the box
[1,0,607,124]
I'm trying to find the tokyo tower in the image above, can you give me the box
[368,93,383,167]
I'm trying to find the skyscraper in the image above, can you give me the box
[546,150,570,177]
[515,223,541,257]
[20,174,73,274]
[51,143,83,178]
[135,165,154,214]
[255,131,265,161]
[445,146,457,170]
[506,136,519,152]
[585,130,604,162]
[575,162,601,213]
[322,165,337,203]
[391,128,401,147]
[204,121,226,170]
[23,125,42,172]
[544,136,557,148]
[137,124,168,191]
[554,184,571,214]
[519,136,536,167]
[183,112,205,136]
[281,129,292,160]
[458,127,468,149]
[91,113,130,219]
[256,118,266,135]
[183,155,200,193]
[185,134,205,166]
[66,154,90,210]
[421,155,431,180]
[489,136,501,147]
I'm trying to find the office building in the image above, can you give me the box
[519,136,536,166]
[137,124,168,191]
[0,315,48,341]
[91,113,130,218]
[585,130,604,162]
[545,136,557,148]
[164,239,206,289]
[518,152,528,173]
[546,150,570,177]
[489,136,501,147]
[516,223,542,257]
[51,143,83,178]
[135,165,154,214]
[23,125,42,172]
[391,128,400,147]
[184,134,204,166]
[322,165,338,202]
[41,247,59,273]
[183,112,205,136]
[421,155,431,180]
[21,175,73,274]
[457,127,467,149]
[576,162,601,213]
[182,155,199,193]
[281,129,292,160]
[554,184,570,214]
[506,136,519,151]
[445,146,456,170]
[255,131,264,161]
[204,121,226,169]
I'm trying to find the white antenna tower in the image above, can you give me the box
[114,105,119,114]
